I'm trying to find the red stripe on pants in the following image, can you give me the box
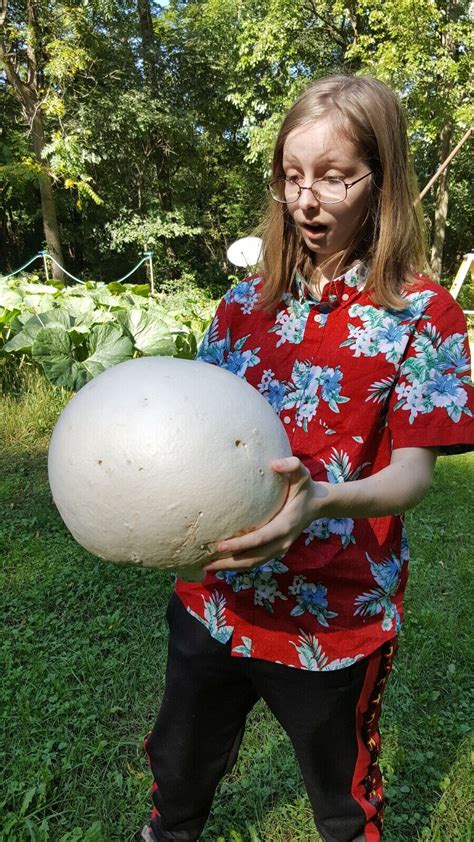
[351,640,397,841]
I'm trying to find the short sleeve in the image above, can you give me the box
[387,289,474,455]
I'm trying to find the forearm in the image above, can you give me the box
[311,450,437,520]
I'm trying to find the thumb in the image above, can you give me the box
[271,456,302,474]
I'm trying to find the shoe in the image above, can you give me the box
[141,826,158,842]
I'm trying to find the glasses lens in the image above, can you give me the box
[283,180,301,203]
[269,179,295,203]
[315,178,346,203]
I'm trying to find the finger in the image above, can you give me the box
[204,539,285,573]
[271,456,302,474]
[216,520,284,555]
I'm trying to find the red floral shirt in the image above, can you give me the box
[176,265,474,670]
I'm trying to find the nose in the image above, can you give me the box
[297,185,321,211]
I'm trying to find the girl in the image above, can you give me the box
[142,75,474,842]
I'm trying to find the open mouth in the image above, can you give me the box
[302,223,328,234]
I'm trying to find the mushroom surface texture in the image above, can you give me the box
[48,356,292,581]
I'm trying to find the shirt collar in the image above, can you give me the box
[292,263,368,308]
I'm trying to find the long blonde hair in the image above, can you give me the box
[258,75,428,311]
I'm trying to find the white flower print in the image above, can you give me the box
[282,360,349,431]
[269,297,313,347]
[215,559,289,614]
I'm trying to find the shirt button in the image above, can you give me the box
[314,314,323,322]
[342,293,349,301]
[283,416,291,424]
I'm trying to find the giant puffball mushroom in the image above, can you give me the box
[48,356,292,581]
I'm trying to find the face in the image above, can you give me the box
[282,116,373,272]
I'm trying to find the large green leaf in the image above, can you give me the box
[4,309,73,353]
[21,281,59,294]
[0,288,22,310]
[60,295,96,323]
[120,308,176,355]
[88,287,121,307]
[32,326,88,390]
[82,323,133,378]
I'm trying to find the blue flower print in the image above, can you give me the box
[258,369,289,412]
[398,290,437,321]
[354,551,404,633]
[224,279,260,315]
[393,328,472,423]
[288,577,338,626]
[320,368,344,403]
[377,318,411,363]
[340,291,436,364]
[426,371,468,408]
[304,517,355,549]
[198,324,260,379]
[282,361,349,431]
[216,559,289,614]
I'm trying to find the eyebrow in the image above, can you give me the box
[282,155,351,167]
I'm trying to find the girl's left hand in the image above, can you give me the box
[203,456,318,573]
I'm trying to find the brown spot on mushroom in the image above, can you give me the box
[97,459,103,465]
[235,440,247,448]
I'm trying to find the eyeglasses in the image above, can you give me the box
[267,171,373,205]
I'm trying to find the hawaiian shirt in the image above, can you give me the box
[175,264,474,670]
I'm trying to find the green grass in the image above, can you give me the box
[1,374,473,842]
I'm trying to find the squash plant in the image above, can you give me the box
[0,274,217,391]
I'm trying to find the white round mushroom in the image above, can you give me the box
[48,356,292,580]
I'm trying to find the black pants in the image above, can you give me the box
[144,593,396,842]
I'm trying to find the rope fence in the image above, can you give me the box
[1,250,155,293]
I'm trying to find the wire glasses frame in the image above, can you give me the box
[267,171,373,205]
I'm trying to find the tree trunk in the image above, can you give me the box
[30,110,66,280]
[430,122,453,282]
[0,0,65,281]
[430,1,459,282]
[136,0,173,213]
[137,0,157,89]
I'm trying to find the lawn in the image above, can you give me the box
[1,374,473,842]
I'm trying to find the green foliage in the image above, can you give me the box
[1,0,472,285]
[0,274,217,391]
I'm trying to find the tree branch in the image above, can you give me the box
[301,0,350,49]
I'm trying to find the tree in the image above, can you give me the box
[1,0,66,278]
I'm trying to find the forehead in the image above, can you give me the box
[282,116,360,167]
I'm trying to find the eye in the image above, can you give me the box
[284,173,302,183]
[323,176,344,184]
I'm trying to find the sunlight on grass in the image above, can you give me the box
[0,368,69,451]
